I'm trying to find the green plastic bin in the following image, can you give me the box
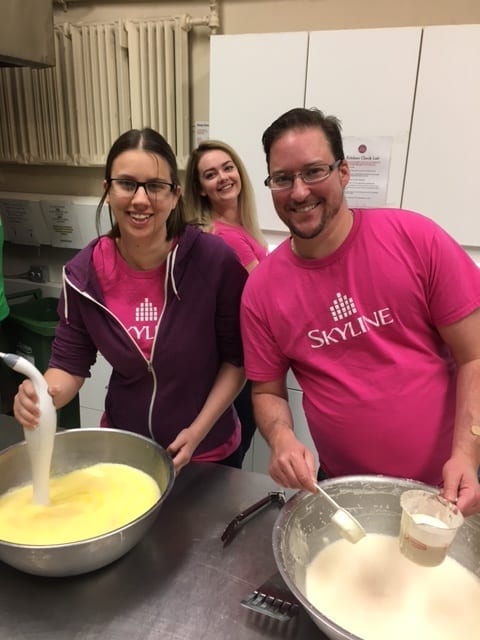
[3,289,80,429]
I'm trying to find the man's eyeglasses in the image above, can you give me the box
[108,178,177,199]
[264,160,342,191]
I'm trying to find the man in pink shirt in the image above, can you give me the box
[240,107,480,516]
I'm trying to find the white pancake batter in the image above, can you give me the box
[0,462,160,545]
[305,533,480,640]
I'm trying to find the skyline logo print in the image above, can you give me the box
[330,292,357,321]
[308,291,394,348]
[135,298,158,323]
[128,298,159,342]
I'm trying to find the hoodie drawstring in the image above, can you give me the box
[166,244,180,300]
[62,265,70,323]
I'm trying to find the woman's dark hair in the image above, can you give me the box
[95,128,186,241]
[261,107,345,168]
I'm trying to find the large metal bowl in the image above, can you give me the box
[0,428,175,577]
[273,475,480,640]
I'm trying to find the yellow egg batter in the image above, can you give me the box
[0,463,161,545]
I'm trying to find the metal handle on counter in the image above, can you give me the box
[221,490,286,546]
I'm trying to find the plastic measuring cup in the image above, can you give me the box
[399,489,464,567]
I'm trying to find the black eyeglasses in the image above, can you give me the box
[264,160,342,191]
[108,178,177,199]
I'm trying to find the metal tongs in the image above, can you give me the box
[221,490,286,546]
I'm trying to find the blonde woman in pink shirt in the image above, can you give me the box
[185,140,268,463]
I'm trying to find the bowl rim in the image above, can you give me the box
[0,427,175,550]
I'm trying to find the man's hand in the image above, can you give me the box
[441,453,480,516]
[268,428,317,493]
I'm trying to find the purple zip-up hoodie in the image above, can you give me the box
[49,225,248,455]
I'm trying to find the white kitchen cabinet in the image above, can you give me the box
[79,406,104,428]
[245,429,271,475]
[79,353,111,427]
[287,387,319,468]
[209,27,421,232]
[209,31,309,232]
[305,28,421,208]
[402,24,480,245]
[210,25,479,246]
[286,370,319,470]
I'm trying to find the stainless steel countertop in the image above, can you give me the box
[0,415,325,639]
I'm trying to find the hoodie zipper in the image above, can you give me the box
[63,273,167,441]
[62,236,185,439]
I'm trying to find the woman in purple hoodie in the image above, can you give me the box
[13,128,248,472]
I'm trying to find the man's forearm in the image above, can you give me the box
[252,390,294,447]
[452,360,480,465]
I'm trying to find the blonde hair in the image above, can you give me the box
[184,139,267,247]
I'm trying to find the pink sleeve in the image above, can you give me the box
[419,220,480,326]
[240,277,289,382]
[214,226,259,268]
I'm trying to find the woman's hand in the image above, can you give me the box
[13,379,41,429]
[167,428,202,473]
[13,367,83,430]
[166,362,245,473]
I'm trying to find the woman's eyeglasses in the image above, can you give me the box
[108,178,176,199]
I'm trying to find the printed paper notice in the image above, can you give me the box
[40,200,84,248]
[0,198,47,246]
[194,122,209,147]
[344,137,392,207]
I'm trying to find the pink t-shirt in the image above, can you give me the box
[241,209,480,485]
[93,237,165,359]
[213,220,267,269]
[93,236,240,462]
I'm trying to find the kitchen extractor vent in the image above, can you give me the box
[0,17,191,167]
[0,0,55,69]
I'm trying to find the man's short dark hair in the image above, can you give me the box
[262,107,345,167]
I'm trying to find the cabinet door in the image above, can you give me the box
[79,353,111,426]
[306,27,421,208]
[402,25,480,245]
[79,407,104,428]
[250,429,272,475]
[209,32,309,232]
[287,388,319,471]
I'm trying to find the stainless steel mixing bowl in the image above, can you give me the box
[0,428,175,577]
[273,475,480,640]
